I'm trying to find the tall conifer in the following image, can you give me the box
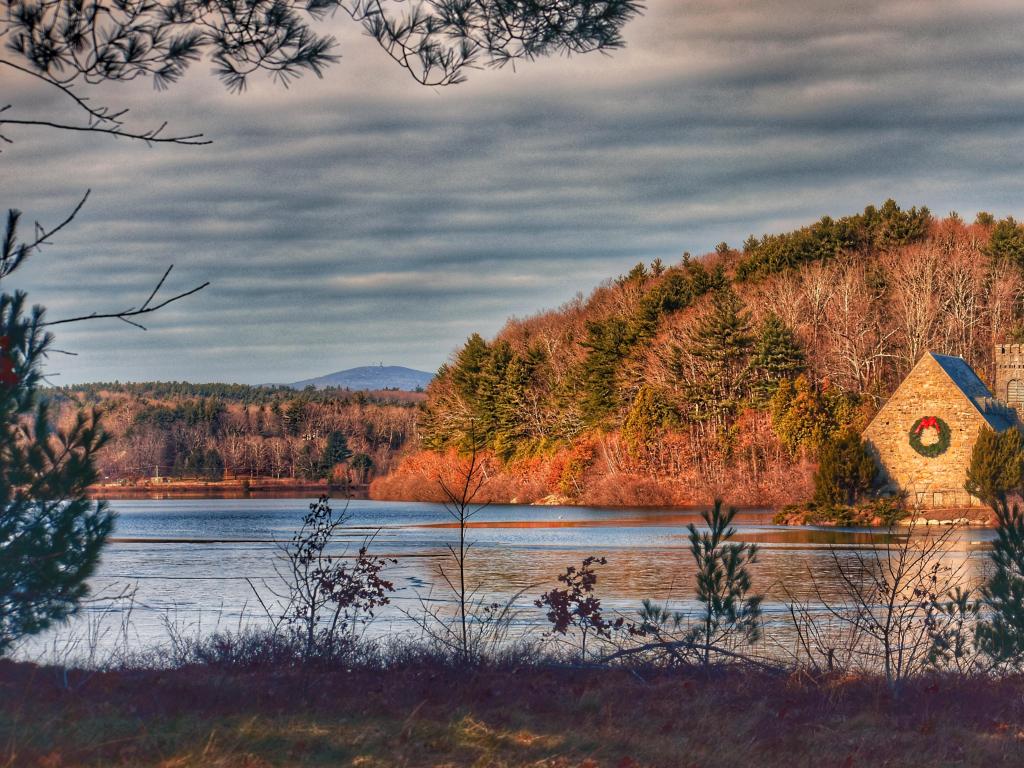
[0,213,113,654]
[681,287,753,425]
[751,313,805,404]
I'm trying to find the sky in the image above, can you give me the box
[5,0,1024,385]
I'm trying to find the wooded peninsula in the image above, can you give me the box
[60,202,1024,516]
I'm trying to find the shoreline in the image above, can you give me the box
[87,478,369,500]
[85,483,999,526]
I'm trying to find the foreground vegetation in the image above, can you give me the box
[10,472,1024,766]
[6,656,1024,767]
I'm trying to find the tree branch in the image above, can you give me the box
[42,266,210,329]
[0,117,209,146]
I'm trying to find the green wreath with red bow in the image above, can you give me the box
[908,416,950,458]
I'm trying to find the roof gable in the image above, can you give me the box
[868,352,1015,433]
[931,354,991,401]
[929,353,1016,431]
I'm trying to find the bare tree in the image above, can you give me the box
[810,521,968,694]
[437,439,488,660]
[405,437,528,661]
[883,243,944,377]
[250,495,395,659]
[821,258,893,396]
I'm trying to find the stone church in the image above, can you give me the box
[864,349,1021,509]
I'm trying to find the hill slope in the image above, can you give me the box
[373,202,1024,508]
[290,365,433,391]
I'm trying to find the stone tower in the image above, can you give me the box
[995,343,1024,417]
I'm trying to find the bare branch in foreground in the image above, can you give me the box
[42,266,210,330]
[0,117,210,147]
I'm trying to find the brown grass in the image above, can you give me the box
[4,659,1024,767]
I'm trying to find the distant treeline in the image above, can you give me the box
[53,381,424,406]
[48,383,423,483]
[376,201,1024,507]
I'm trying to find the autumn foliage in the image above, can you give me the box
[377,203,1024,507]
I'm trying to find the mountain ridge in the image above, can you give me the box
[289,365,433,392]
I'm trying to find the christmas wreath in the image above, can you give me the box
[908,416,950,458]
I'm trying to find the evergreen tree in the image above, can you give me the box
[751,313,805,404]
[965,427,1024,508]
[0,214,113,654]
[871,199,932,248]
[631,270,692,341]
[492,349,539,460]
[203,448,225,480]
[813,430,877,507]
[451,333,490,403]
[622,385,676,461]
[476,338,514,447]
[323,431,353,469]
[687,262,728,295]
[977,503,1024,669]
[681,287,753,425]
[283,397,309,437]
[4,0,642,148]
[579,317,634,427]
[770,375,859,457]
[686,501,762,666]
[295,442,321,480]
[986,218,1024,270]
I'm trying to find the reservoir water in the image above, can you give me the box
[23,498,996,662]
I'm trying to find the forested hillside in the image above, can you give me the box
[374,202,1024,506]
[48,383,421,485]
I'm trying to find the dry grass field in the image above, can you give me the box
[4,658,1024,767]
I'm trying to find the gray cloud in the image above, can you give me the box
[5,0,1024,383]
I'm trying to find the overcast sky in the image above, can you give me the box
[6,0,1024,384]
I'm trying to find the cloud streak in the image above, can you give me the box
[5,0,1024,383]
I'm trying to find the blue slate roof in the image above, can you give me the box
[931,353,1017,431]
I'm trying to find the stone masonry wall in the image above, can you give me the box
[995,343,1024,417]
[863,355,986,509]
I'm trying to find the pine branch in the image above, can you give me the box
[0,116,209,146]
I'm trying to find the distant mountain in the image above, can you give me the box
[289,365,434,392]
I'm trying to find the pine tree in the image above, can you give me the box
[631,270,692,341]
[622,385,676,462]
[476,338,514,447]
[418,334,495,452]
[350,453,374,483]
[579,317,634,427]
[681,287,753,425]
[813,431,877,507]
[965,427,1024,508]
[976,503,1024,670]
[986,218,1024,269]
[282,397,309,437]
[322,431,352,475]
[203,448,225,480]
[686,501,762,666]
[751,313,805,404]
[492,350,539,460]
[770,375,859,457]
[451,333,490,403]
[0,213,113,654]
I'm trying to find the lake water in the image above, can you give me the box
[22,498,998,663]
